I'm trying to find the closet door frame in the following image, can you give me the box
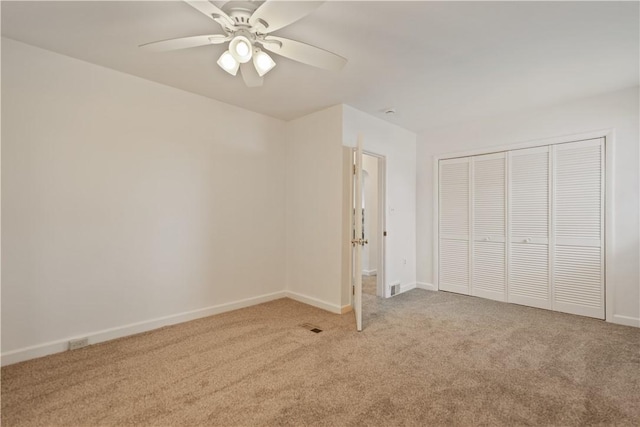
[433,129,615,323]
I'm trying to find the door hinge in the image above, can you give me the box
[353,164,356,175]
[352,285,355,295]
[384,231,387,237]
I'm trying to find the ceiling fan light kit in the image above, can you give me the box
[229,34,253,63]
[217,50,240,76]
[140,0,348,87]
[253,49,276,76]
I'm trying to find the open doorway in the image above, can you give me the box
[348,145,387,331]
[361,152,386,298]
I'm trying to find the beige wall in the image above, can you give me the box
[284,105,345,311]
[1,38,287,358]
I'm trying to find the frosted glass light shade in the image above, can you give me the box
[229,36,253,63]
[253,50,276,77]
[217,51,239,76]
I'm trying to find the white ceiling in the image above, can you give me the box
[2,1,638,132]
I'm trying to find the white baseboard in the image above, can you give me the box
[284,291,342,314]
[399,282,416,293]
[610,314,640,328]
[362,269,377,276]
[6,285,630,367]
[416,282,438,291]
[398,282,438,294]
[1,291,286,367]
[388,282,420,296]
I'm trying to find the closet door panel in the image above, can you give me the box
[439,158,470,295]
[508,147,551,309]
[440,159,470,239]
[554,246,602,314]
[511,148,549,241]
[473,242,505,300]
[553,139,604,319]
[473,154,506,240]
[509,243,549,308]
[472,153,506,301]
[555,142,602,240]
[440,239,470,294]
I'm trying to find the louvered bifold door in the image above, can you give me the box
[439,158,470,295]
[508,146,551,310]
[552,139,605,319]
[472,153,506,301]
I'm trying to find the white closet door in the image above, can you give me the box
[439,158,470,295]
[508,146,551,310]
[472,153,506,301]
[552,139,604,319]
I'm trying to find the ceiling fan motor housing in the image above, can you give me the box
[221,1,265,32]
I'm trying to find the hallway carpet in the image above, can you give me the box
[2,289,639,426]
[362,274,377,296]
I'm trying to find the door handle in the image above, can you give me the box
[351,239,368,246]
[524,238,532,243]
[483,237,491,242]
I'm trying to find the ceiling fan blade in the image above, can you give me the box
[240,63,264,87]
[249,1,324,33]
[139,35,228,52]
[183,0,235,28]
[261,36,347,71]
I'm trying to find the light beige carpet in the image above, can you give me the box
[2,289,640,426]
[362,274,377,296]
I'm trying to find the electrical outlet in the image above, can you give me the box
[69,337,89,351]
[402,259,407,265]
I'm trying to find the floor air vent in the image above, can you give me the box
[300,323,323,333]
[390,283,401,296]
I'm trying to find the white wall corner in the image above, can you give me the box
[399,282,417,294]
[341,304,353,314]
[1,291,287,367]
[416,282,438,291]
[284,291,343,314]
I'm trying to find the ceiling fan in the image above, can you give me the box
[140,0,347,87]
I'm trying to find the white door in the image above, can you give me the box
[552,138,605,319]
[508,146,551,310]
[351,135,364,331]
[472,153,507,301]
[439,157,470,295]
